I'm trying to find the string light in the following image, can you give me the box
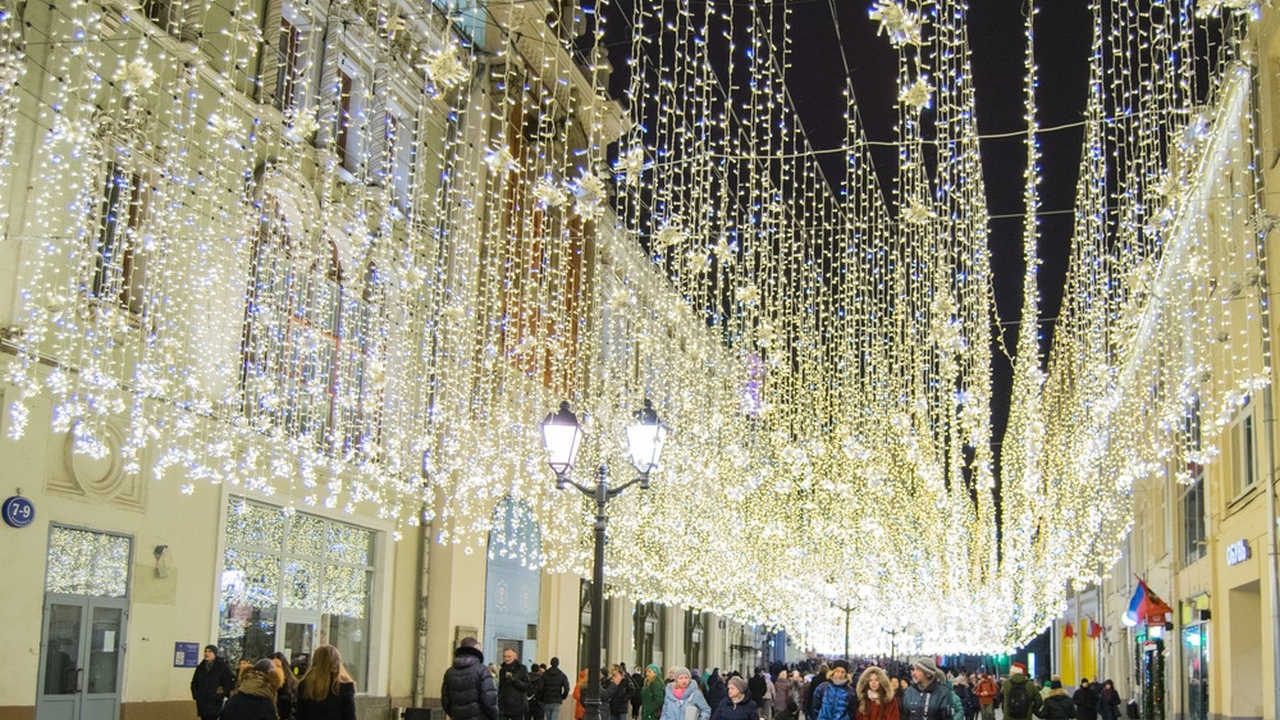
[0,0,1263,652]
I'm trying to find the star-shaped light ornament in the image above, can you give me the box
[900,75,934,112]
[869,1,923,47]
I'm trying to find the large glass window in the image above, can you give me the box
[1182,621,1208,720]
[46,526,131,597]
[1181,399,1206,566]
[219,498,375,688]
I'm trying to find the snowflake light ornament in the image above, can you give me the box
[655,220,686,248]
[116,58,157,97]
[1195,0,1262,20]
[284,106,318,144]
[484,145,519,173]
[615,146,645,185]
[900,75,934,111]
[902,197,934,225]
[570,170,606,219]
[422,47,471,92]
[869,1,923,47]
[533,176,568,208]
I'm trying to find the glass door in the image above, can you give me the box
[279,609,320,675]
[37,596,127,720]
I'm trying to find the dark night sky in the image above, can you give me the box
[602,0,1096,462]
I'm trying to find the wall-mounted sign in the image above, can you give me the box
[2,495,34,528]
[174,642,201,668]
[1227,539,1251,566]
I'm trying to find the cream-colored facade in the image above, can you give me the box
[0,1,771,719]
[1049,11,1280,720]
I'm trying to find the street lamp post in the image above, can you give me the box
[831,602,855,661]
[882,626,902,664]
[542,400,670,720]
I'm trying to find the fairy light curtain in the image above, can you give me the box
[0,0,1262,651]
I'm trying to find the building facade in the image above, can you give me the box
[0,1,773,719]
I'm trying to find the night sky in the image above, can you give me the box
[602,0,1096,471]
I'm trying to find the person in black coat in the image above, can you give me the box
[192,645,236,720]
[607,665,635,720]
[499,649,532,720]
[220,660,279,720]
[1034,679,1076,720]
[706,672,728,713]
[1073,680,1097,720]
[540,657,573,720]
[1096,681,1121,720]
[443,638,499,720]
[714,677,758,720]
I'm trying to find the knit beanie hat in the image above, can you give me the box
[648,664,662,677]
[728,677,749,695]
[913,657,940,678]
[830,660,851,672]
[671,666,692,680]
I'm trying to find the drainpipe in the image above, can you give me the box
[1246,33,1280,720]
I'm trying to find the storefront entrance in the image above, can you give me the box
[36,526,132,720]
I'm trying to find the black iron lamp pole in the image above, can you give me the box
[542,401,670,720]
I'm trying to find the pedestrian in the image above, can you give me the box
[574,670,589,720]
[642,664,666,720]
[1073,679,1097,720]
[1096,681,1120,720]
[776,702,800,720]
[973,673,998,720]
[660,667,712,720]
[707,671,728,713]
[853,666,897,720]
[953,678,978,720]
[806,665,828,719]
[901,658,961,720]
[219,659,280,720]
[442,637,498,720]
[811,660,854,720]
[296,644,356,720]
[1034,678,1075,720]
[541,658,573,720]
[498,649,532,720]
[530,663,546,720]
[269,651,299,720]
[632,670,645,720]
[1000,665,1042,720]
[608,665,635,720]
[192,644,236,720]
[714,677,758,720]
[772,670,792,718]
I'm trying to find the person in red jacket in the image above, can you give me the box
[974,673,999,720]
[854,666,898,720]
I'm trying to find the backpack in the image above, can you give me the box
[1005,684,1032,719]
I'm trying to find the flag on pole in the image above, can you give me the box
[1122,577,1173,626]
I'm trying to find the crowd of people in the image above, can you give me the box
[190,643,357,720]
[441,644,1132,720]
[190,638,1130,720]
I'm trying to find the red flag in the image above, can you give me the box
[1139,579,1173,625]
[1063,622,1075,638]
[1088,619,1103,639]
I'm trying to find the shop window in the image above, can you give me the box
[219,497,375,687]
[1230,396,1258,499]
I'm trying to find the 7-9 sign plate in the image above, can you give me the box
[3,495,34,528]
